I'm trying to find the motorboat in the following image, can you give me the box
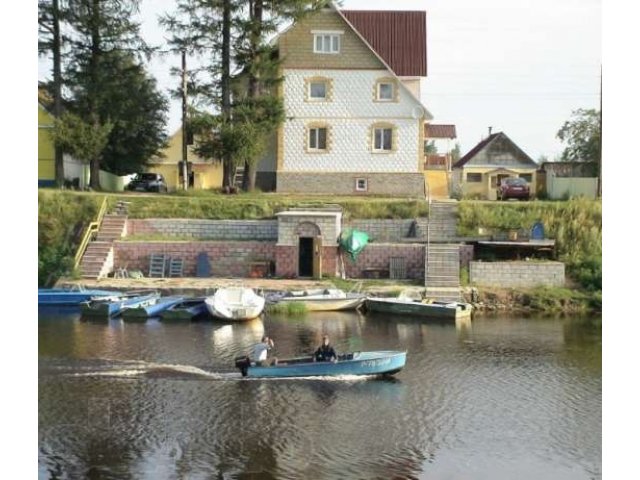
[205,287,265,321]
[235,350,406,378]
[270,288,366,312]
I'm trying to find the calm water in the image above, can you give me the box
[39,309,601,480]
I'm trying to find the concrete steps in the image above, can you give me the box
[425,201,462,301]
[79,215,127,279]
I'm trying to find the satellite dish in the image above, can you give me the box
[411,106,425,119]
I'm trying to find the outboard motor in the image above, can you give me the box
[235,356,250,377]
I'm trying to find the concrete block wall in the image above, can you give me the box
[346,219,425,243]
[127,219,278,240]
[345,244,425,279]
[275,245,338,278]
[114,241,276,278]
[277,213,341,246]
[459,245,474,269]
[277,172,425,197]
[470,261,565,287]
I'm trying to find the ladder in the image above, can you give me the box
[233,166,245,189]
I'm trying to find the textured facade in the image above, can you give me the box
[274,6,430,196]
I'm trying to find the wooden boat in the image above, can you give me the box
[365,297,473,321]
[205,287,265,321]
[121,296,185,321]
[160,297,208,321]
[80,292,160,318]
[272,288,366,312]
[235,350,406,378]
[38,287,120,306]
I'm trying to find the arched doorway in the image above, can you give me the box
[295,221,322,278]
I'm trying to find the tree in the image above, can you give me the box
[556,108,601,164]
[52,112,113,175]
[424,140,437,155]
[63,0,151,188]
[38,0,66,187]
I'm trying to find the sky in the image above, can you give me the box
[37,0,601,161]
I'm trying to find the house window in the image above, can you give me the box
[519,173,533,183]
[313,34,340,54]
[377,82,394,101]
[309,127,327,151]
[466,173,482,183]
[309,81,327,100]
[355,178,368,192]
[373,127,393,151]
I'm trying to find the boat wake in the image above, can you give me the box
[63,360,379,382]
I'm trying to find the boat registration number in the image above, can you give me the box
[362,358,391,368]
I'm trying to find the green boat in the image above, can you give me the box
[365,297,472,321]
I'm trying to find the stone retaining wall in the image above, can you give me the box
[344,244,425,279]
[346,219,426,242]
[127,219,278,240]
[470,261,565,287]
[114,241,276,278]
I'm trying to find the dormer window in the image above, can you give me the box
[312,31,342,54]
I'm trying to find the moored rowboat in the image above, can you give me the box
[81,292,160,318]
[160,297,208,321]
[235,350,406,378]
[121,296,185,321]
[365,297,472,321]
[38,287,120,306]
[271,288,366,312]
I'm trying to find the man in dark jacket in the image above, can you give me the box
[314,335,337,362]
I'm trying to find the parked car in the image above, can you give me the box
[497,177,530,200]
[126,173,168,193]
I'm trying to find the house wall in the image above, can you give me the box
[277,172,425,196]
[148,128,223,191]
[455,166,538,200]
[470,261,565,287]
[38,107,55,184]
[281,69,421,174]
[279,8,385,70]
[400,78,421,98]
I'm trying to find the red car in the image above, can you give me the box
[497,177,530,201]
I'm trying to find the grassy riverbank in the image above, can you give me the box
[38,191,104,286]
[458,198,602,291]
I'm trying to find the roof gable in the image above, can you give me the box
[453,132,537,169]
[341,10,427,77]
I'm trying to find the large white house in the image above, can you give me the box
[256,4,435,197]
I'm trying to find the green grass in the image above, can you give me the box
[265,302,308,315]
[50,190,429,220]
[38,190,104,286]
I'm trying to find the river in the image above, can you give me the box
[38,310,601,480]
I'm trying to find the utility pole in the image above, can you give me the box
[52,0,65,187]
[181,49,189,191]
[598,65,602,198]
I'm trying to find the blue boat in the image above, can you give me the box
[160,297,208,321]
[81,292,160,318]
[121,296,185,321]
[235,350,407,378]
[38,287,120,306]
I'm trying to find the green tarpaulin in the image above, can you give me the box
[339,229,369,261]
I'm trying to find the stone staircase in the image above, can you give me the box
[79,214,127,279]
[424,200,463,302]
[427,200,459,242]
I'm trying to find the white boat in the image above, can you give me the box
[204,287,265,321]
[273,288,366,312]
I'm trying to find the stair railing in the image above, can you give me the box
[74,196,108,270]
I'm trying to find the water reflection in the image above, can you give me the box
[39,311,602,479]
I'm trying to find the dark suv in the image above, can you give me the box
[497,177,530,201]
[126,173,168,193]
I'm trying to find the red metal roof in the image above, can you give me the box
[341,10,427,77]
[425,124,457,139]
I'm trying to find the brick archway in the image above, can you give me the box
[294,221,321,238]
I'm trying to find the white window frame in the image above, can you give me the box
[308,81,327,100]
[308,127,328,151]
[377,82,394,101]
[355,178,368,192]
[373,127,393,152]
[313,32,341,54]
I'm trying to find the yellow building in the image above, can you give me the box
[38,103,56,187]
[452,132,539,200]
[147,128,223,191]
